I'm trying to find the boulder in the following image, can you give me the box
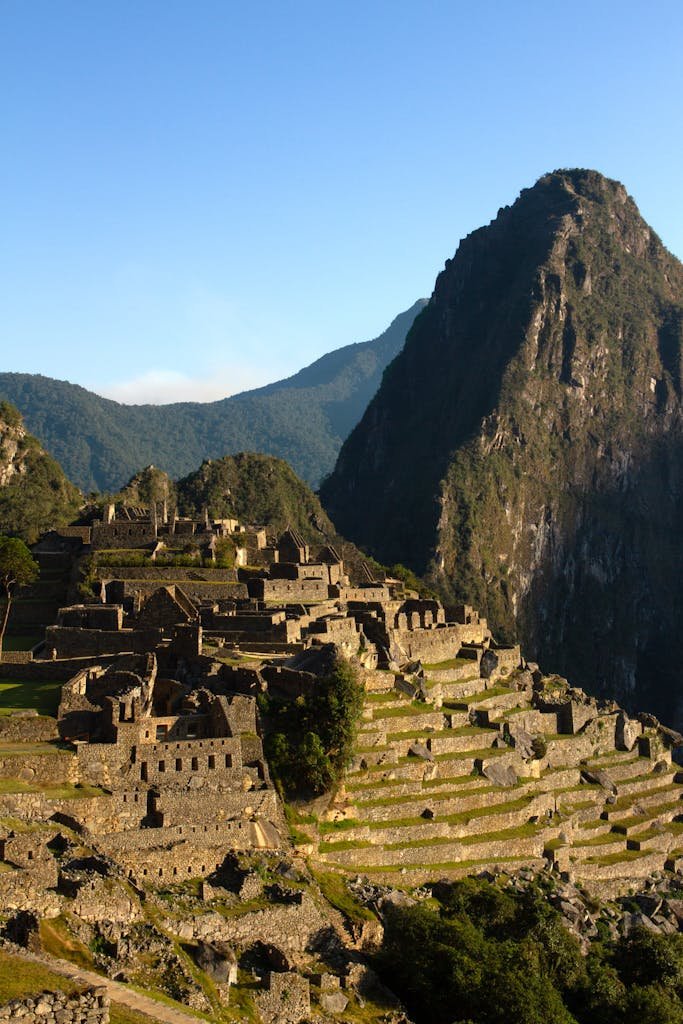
[321,991,349,1014]
[482,762,518,787]
[616,710,641,751]
[580,768,617,794]
[194,940,238,985]
[408,742,433,761]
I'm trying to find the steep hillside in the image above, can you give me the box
[321,170,683,724]
[176,452,337,543]
[0,402,81,542]
[0,301,425,493]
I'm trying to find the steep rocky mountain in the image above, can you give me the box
[321,170,683,725]
[0,300,426,493]
[0,401,81,542]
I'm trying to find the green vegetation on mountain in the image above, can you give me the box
[0,402,81,542]
[0,301,425,493]
[176,452,337,543]
[378,877,683,1024]
[321,170,683,724]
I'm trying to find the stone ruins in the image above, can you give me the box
[2,499,683,1017]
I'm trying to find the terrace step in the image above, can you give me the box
[352,781,536,824]
[427,729,500,755]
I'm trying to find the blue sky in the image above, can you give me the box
[2,1,682,403]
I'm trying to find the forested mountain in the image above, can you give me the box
[0,300,425,493]
[321,170,683,725]
[0,402,81,542]
[176,452,337,543]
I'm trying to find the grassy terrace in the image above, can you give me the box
[0,779,104,798]
[421,657,475,671]
[371,700,433,719]
[442,684,512,709]
[345,772,481,793]
[583,849,653,866]
[0,678,63,717]
[384,821,543,851]
[604,782,683,812]
[354,793,538,832]
[325,855,540,876]
[2,634,42,651]
[431,746,510,763]
[353,782,503,809]
[0,741,71,756]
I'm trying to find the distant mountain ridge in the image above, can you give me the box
[0,300,426,493]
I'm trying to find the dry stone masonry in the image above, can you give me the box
[4,513,683,1019]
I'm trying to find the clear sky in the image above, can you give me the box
[2,0,682,404]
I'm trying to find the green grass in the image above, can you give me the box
[329,855,540,875]
[39,915,94,971]
[0,779,104,798]
[311,869,376,923]
[0,678,63,717]
[319,838,373,852]
[442,685,512,710]
[372,701,433,720]
[0,741,71,755]
[319,817,362,834]
[2,634,42,652]
[584,849,652,866]
[0,949,80,1002]
[354,783,499,809]
[111,1006,167,1024]
[422,657,474,671]
[357,794,536,833]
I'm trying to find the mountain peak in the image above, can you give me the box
[320,172,683,725]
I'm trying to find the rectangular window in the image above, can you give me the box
[158,760,165,773]
[175,758,182,771]
[208,755,215,769]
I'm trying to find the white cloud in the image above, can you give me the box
[93,367,270,405]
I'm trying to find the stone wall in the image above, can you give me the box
[91,520,157,548]
[45,626,163,659]
[111,580,248,603]
[95,566,238,581]
[0,651,33,665]
[249,579,330,603]
[0,657,119,684]
[391,624,483,663]
[176,891,328,954]
[0,750,76,786]
[255,972,311,1024]
[0,987,109,1024]
[0,715,59,743]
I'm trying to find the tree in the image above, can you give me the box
[0,536,39,656]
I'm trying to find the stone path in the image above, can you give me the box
[5,945,212,1024]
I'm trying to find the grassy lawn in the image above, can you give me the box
[0,779,103,798]
[0,741,70,756]
[2,634,42,652]
[0,678,63,717]
[0,949,80,1002]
